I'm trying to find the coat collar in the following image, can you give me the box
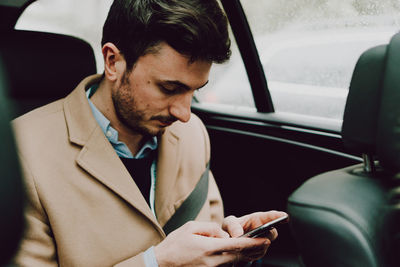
[63,74,183,235]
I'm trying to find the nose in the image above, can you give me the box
[169,92,193,123]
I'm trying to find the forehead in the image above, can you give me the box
[133,42,212,89]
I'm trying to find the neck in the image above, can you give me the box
[91,79,144,156]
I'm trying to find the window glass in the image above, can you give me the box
[241,0,400,119]
[16,0,113,73]
[194,26,256,111]
[17,0,255,111]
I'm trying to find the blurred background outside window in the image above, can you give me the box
[17,0,400,120]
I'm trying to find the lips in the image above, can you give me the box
[157,119,176,127]
[151,115,177,127]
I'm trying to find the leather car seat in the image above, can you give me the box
[0,2,97,263]
[287,33,400,267]
[0,30,97,118]
[0,56,25,266]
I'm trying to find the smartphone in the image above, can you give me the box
[240,214,289,238]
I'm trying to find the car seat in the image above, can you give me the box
[287,33,400,267]
[0,1,97,263]
[0,55,25,266]
[0,0,97,117]
[0,29,97,118]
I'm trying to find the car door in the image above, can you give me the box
[192,0,400,265]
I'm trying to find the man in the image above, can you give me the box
[13,0,287,266]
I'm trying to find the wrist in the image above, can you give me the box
[153,244,167,267]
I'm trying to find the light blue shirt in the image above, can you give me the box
[86,85,159,267]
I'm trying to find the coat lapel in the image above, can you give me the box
[155,127,181,227]
[63,75,163,235]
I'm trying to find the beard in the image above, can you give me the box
[111,71,176,137]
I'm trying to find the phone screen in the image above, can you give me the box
[240,214,289,238]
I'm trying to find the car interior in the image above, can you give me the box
[0,28,96,118]
[288,40,400,266]
[0,0,399,266]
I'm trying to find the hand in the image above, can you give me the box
[154,221,269,267]
[222,211,288,262]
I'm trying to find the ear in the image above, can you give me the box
[102,42,126,82]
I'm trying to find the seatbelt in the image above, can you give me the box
[162,162,210,235]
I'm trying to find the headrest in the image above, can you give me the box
[0,1,35,31]
[377,33,400,172]
[0,30,97,116]
[341,45,387,155]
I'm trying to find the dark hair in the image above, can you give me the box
[102,0,231,70]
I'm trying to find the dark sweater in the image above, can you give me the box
[120,154,154,206]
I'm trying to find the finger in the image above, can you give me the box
[211,236,267,254]
[240,211,289,230]
[268,227,278,241]
[182,221,230,238]
[251,211,288,225]
[239,239,271,262]
[209,252,237,266]
[222,215,244,237]
[260,210,288,222]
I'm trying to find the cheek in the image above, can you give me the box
[132,91,168,117]
[135,82,170,109]
[135,89,162,109]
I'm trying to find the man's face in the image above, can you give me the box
[112,42,211,137]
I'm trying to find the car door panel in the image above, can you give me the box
[193,106,361,261]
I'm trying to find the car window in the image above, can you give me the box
[16,0,400,121]
[244,0,400,120]
[197,0,400,120]
[16,0,256,113]
[15,0,113,73]
[194,25,256,112]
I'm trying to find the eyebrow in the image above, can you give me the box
[162,80,209,91]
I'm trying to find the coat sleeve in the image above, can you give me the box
[12,155,58,267]
[208,170,224,225]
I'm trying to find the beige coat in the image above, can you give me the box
[12,75,224,267]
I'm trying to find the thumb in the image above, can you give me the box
[222,216,244,237]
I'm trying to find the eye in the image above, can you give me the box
[159,84,178,95]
